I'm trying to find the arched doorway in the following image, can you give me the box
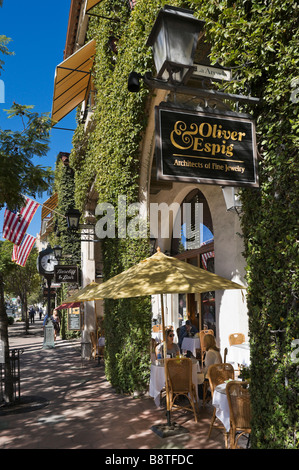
[171,189,216,334]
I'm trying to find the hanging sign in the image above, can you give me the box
[192,63,232,82]
[155,105,259,187]
[55,265,78,283]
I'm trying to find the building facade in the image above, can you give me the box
[52,0,249,360]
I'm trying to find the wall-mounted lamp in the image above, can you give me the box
[128,5,259,107]
[222,187,242,213]
[65,207,98,242]
[53,244,63,261]
[66,208,81,231]
[146,5,205,84]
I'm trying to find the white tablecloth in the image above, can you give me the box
[212,383,230,431]
[226,343,250,367]
[181,337,200,356]
[149,359,200,407]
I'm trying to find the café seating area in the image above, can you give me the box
[150,326,251,448]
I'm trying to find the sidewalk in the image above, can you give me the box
[0,320,231,450]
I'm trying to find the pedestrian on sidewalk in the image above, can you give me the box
[29,306,35,324]
[53,309,61,341]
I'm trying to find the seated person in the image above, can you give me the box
[156,328,180,358]
[179,320,198,350]
[151,337,158,363]
[202,334,222,374]
[198,334,222,399]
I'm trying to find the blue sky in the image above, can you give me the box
[0,0,76,240]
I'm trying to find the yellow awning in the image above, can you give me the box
[86,0,102,12]
[52,39,96,123]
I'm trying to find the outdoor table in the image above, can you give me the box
[149,358,200,407]
[226,342,250,367]
[181,336,200,356]
[212,382,231,431]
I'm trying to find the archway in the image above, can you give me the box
[171,189,216,334]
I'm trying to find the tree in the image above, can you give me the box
[4,243,41,333]
[0,33,14,75]
[0,103,53,211]
[0,104,53,403]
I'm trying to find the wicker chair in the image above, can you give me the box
[166,357,199,422]
[199,329,214,366]
[207,363,235,448]
[226,381,251,448]
[229,333,245,346]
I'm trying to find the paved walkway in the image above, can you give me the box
[0,320,239,451]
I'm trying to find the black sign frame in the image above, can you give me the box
[54,265,78,283]
[155,104,259,187]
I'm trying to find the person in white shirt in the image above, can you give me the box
[198,334,222,400]
[202,334,222,375]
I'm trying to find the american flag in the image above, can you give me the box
[201,251,214,270]
[3,197,39,245]
[12,234,36,267]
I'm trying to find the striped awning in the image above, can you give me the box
[41,193,58,219]
[52,39,96,123]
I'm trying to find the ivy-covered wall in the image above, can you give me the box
[70,0,158,393]
[69,0,298,446]
[51,156,81,339]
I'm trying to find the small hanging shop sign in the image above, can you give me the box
[55,265,78,283]
[155,104,259,187]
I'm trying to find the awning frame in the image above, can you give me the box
[52,39,96,123]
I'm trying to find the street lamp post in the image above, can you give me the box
[43,274,55,348]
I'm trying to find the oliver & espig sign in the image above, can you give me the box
[155,105,258,187]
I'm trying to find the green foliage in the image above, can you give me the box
[52,159,81,265]
[0,33,14,74]
[70,0,159,393]
[51,157,81,339]
[0,103,54,211]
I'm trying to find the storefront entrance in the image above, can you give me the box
[171,189,216,335]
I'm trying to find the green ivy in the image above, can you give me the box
[51,156,81,340]
[69,0,298,445]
